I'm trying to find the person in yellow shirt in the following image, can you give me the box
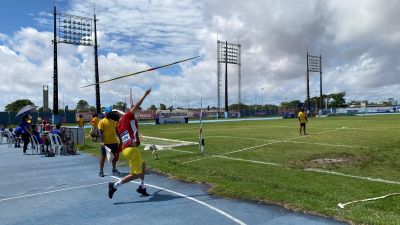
[77,114,84,128]
[90,113,100,142]
[298,107,308,135]
[98,107,120,177]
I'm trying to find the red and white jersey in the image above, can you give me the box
[117,110,140,149]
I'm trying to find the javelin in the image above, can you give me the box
[81,55,199,88]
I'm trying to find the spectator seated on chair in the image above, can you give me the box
[51,123,62,136]
[44,121,52,132]
[12,126,22,148]
[62,128,77,155]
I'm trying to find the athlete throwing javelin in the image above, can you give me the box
[108,87,152,199]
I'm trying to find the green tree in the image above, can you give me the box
[76,100,90,111]
[229,103,248,110]
[280,100,301,108]
[5,99,35,112]
[159,103,167,110]
[149,104,158,110]
[328,92,347,108]
[112,102,126,111]
[88,106,97,112]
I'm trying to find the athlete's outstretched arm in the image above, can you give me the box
[130,87,152,113]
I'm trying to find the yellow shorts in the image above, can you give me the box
[122,147,143,174]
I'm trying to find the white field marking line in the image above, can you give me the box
[203,135,368,149]
[141,135,197,145]
[343,127,400,131]
[211,156,400,187]
[110,176,247,225]
[159,148,195,154]
[159,127,254,134]
[338,193,400,209]
[283,140,368,149]
[223,127,345,156]
[305,168,400,185]
[215,155,280,166]
[182,127,345,164]
[0,182,108,203]
[204,135,276,142]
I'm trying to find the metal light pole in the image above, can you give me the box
[93,13,101,114]
[52,5,59,123]
[224,41,228,117]
[261,87,264,111]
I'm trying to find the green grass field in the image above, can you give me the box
[80,114,400,225]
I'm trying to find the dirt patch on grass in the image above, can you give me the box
[310,158,351,164]
[293,153,368,169]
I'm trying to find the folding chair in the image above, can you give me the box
[48,133,60,156]
[54,134,68,155]
[6,132,15,148]
[31,135,45,155]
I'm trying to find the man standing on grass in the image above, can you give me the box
[77,114,85,128]
[98,107,121,177]
[298,107,308,135]
[108,87,152,199]
[90,113,100,142]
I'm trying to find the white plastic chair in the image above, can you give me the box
[48,133,60,156]
[54,134,68,155]
[30,135,45,155]
[5,132,15,148]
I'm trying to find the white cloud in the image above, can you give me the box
[0,0,400,111]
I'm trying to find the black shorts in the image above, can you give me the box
[101,143,118,156]
[300,123,306,127]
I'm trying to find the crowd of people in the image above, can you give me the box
[0,88,153,200]
[2,115,77,156]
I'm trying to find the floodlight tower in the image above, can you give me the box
[53,3,101,122]
[217,40,241,118]
[306,52,322,115]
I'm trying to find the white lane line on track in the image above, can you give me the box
[111,176,247,225]
[0,182,108,203]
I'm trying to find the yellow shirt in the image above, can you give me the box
[98,118,119,144]
[77,117,84,127]
[91,117,100,128]
[298,111,307,123]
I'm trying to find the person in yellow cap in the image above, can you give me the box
[98,107,120,177]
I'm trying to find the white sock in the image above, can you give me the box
[140,179,145,188]
[114,180,122,189]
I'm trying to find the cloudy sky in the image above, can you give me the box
[0,0,399,111]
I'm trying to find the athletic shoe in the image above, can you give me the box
[112,169,121,175]
[136,186,150,196]
[108,182,117,199]
[99,171,104,177]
